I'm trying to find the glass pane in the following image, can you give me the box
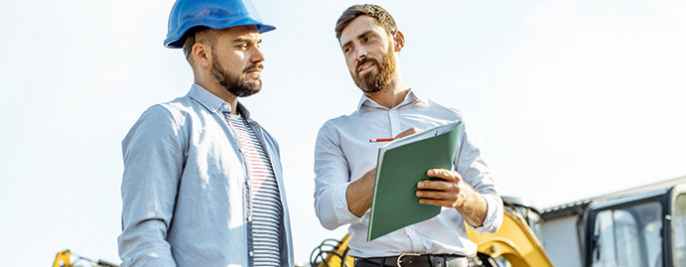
[592,210,617,267]
[592,201,662,267]
[675,194,686,267]
[527,210,544,242]
[644,220,662,267]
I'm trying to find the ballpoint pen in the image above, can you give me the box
[369,138,395,143]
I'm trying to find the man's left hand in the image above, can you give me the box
[415,169,470,208]
[415,168,488,227]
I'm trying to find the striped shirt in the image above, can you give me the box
[226,113,283,267]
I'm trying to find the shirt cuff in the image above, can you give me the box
[468,194,503,233]
[333,182,364,224]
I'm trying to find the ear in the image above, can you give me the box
[393,30,405,52]
[192,42,212,68]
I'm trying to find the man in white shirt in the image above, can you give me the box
[313,5,503,267]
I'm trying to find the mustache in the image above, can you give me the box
[244,63,264,73]
[355,58,378,72]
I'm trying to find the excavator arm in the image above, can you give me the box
[52,250,119,267]
[311,209,554,267]
[466,210,554,267]
[53,250,72,267]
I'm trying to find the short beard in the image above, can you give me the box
[354,43,397,93]
[211,52,262,97]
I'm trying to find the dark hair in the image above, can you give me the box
[335,4,397,40]
[181,27,218,59]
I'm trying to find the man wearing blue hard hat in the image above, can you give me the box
[314,5,503,267]
[118,0,293,266]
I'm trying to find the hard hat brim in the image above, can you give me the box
[164,20,275,49]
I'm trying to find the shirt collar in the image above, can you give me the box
[187,83,252,119]
[355,89,426,111]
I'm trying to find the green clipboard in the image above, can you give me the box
[367,121,462,241]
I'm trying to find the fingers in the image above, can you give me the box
[418,198,459,207]
[394,127,423,139]
[417,180,454,191]
[417,170,465,208]
[426,169,462,183]
[415,188,456,200]
[416,186,465,208]
[416,187,466,208]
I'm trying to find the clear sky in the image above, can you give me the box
[1,0,685,266]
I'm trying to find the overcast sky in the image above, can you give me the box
[1,0,685,266]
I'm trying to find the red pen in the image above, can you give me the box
[369,138,395,143]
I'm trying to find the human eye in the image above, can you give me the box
[363,35,374,43]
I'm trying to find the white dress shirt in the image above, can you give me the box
[313,90,503,258]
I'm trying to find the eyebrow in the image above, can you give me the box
[341,30,373,48]
[233,37,261,44]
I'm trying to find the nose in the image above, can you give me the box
[251,46,265,63]
[355,46,367,59]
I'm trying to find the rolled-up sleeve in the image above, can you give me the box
[455,115,503,234]
[313,122,361,230]
[119,105,185,267]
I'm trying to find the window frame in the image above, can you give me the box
[583,190,671,267]
[670,185,686,267]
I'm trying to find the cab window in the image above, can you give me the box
[591,201,662,267]
[674,194,686,267]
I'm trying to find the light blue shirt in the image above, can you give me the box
[314,90,503,258]
[119,84,293,267]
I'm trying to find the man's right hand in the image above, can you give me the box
[345,127,423,217]
[395,127,421,139]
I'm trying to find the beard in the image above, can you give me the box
[353,44,397,93]
[211,52,263,97]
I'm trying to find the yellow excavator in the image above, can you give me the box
[53,199,551,267]
[309,197,554,267]
[52,250,119,267]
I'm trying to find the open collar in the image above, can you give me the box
[355,89,426,111]
[187,83,252,120]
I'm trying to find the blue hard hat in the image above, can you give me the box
[164,0,276,48]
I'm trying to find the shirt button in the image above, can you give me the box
[390,110,396,114]
[249,251,254,257]
[223,103,230,109]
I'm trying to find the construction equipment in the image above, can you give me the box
[467,197,554,267]
[52,250,119,267]
[310,197,554,267]
[310,235,354,267]
[56,175,686,267]
[540,176,686,267]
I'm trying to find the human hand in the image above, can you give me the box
[415,169,471,208]
[394,127,422,139]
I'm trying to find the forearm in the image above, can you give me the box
[119,222,177,267]
[454,188,488,227]
[120,167,178,267]
[120,169,178,267]
[345,168,376,217]
[453,115,503,232]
